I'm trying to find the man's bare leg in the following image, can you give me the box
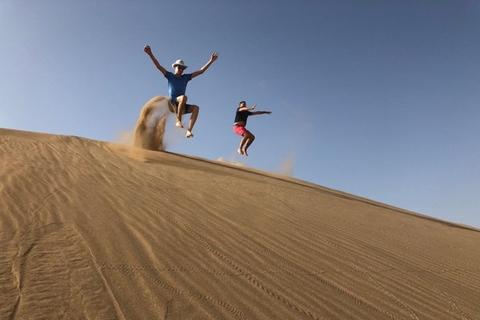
[238,135,248,154]
[243,133,255,156]
[186,105,199,138]
[176,95,187,128]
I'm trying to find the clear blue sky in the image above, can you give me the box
[1,1,479,228]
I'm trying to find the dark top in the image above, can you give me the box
[234,108,253,125]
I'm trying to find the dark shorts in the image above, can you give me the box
[169,99,193,114]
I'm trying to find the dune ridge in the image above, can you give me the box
[1,127,479,320]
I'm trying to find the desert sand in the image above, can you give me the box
[1,126,480,320]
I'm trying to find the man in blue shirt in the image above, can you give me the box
[144,45,219,138]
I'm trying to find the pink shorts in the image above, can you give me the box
[233,125,251,136]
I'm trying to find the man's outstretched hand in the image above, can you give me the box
[211,52,219,62]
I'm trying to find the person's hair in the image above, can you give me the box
[239,101,246,106]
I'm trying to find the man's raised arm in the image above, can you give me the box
[143,45,167,76]
[191,52,219,78]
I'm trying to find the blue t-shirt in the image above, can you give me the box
[164,71,192,102]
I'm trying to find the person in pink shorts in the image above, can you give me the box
[233,101,272,156]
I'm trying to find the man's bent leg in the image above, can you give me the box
[238,136,248,155]
[186,105,199,138]
[176,95,188,128]
[243,132,255,156]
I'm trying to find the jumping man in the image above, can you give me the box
[233,101,272,156]
[143,45,219,138]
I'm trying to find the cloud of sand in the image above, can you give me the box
[116,129,135,146]
[115,96,194,153]
[278,155,294,176]
[217,156,245,167]
[132,96,171,151]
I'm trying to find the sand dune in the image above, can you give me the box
[1,127,479,320]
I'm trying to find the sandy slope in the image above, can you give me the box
[1,127,479,320]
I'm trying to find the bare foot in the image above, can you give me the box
[186,130,194,138]
[176,120,183,128]
[237,148,245,155]
[244,149,249,156]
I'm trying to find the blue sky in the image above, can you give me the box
[1,1,479,228]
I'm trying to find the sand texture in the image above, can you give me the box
[1,127,480,320]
